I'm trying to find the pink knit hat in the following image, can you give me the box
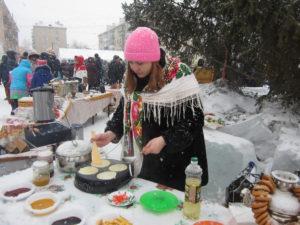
[124,27,160,62]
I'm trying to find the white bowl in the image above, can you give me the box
[25,191,60,215]
[0,182,35,202]
[48,206,86,225]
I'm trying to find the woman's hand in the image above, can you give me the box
[142,136,166,155]
[91,131,116,147]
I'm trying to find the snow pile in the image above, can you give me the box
[220,115,276,160]
[202,129,259,201]
[272,127,300,173]
[200,80,300,176]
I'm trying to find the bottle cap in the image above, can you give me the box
[191,157,198,162]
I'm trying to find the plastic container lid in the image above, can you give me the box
[32,160,49,169]
[56,140,91,157]
[140,190,179,213]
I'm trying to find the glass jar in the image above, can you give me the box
[37,150,54,177]
[32,160,50,187]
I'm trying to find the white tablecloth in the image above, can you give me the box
[59,92,113,125]
[0,166,237,225]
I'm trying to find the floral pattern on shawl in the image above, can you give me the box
[125,91,143,150]
[164,57,192,83]
[124,57,193,152]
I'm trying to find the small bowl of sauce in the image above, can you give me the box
[0,182,35,201]
[48,206,86,225]
[25,192,60,215]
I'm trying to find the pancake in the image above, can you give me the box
[96,171,117,180]
[109,164,128,172]
[91,159,111,168]
[78,166,98,175]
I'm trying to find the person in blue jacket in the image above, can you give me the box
[30,59,53,89]
[9,59,32,114]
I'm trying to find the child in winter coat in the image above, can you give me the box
[92,27,208,191]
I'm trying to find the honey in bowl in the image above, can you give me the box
[30,198,55,210]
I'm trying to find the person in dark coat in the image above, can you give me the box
[47,52,62,79]
[61,59,74,79]
[30,60,53,89]
[92,27,208,191]
[86,57,100,90]
[107,55,125,88]
[94,53,104,83]
[0,51,18,103]
[0,55,8,86]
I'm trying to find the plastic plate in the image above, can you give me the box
[107,191,135,207]
[25,191,60,215]
[194,220,224,225]
[140,190,179,213]
[48,206,86,225]
[0,182,35,202]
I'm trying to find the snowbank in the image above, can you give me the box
[202,129,259,201]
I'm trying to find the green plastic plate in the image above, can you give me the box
[139,190,179,213]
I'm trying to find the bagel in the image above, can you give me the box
[252,205,268,215]
[255,211,269,224]
[257,215,269,225]
[254,210,267,219]
[293,187,300,193]
[252,190,269,197]
[258,180,275,193]
[261,175,276,189]
[254,195,270,202]
[252,201,268,209]
[253,184,271,193]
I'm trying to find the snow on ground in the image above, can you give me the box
[0,85,12,118]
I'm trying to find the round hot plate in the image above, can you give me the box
[74,159,132,194]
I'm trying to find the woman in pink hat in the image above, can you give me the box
[92,27,208,191]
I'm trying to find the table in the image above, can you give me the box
[59,92,113,125]
[0,167,236,225]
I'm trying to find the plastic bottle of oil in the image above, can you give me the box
[183,157,202,220]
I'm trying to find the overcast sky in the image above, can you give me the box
[5,0,132,49]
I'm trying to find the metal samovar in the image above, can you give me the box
[269,170,300,224]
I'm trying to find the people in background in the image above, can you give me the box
[0,51,18,105]
[61,59,74,79]
[74,55,88,92]
[9,59,32,115]
[94,53,104,84]
[30,60,53,89]
[107,55,125,89]
[86,57,100,90]
[20,51,29,61]
[28,52,40,72]
[47,50,62,79]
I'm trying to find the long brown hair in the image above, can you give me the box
[125,62,165,94]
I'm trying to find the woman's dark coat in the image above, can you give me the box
[105,76,208,191]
